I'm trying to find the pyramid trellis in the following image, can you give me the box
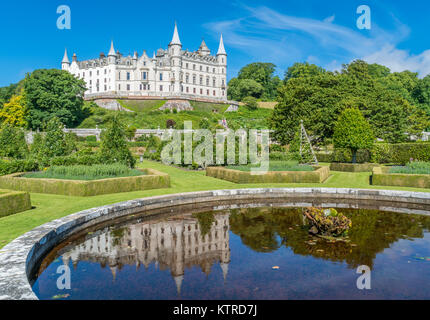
[299,120,319,165]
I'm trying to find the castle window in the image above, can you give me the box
[139,84,142,90]
[142,72,147,80]
[118,84,121,90]
[207,89,209,95]
[222,58,224,63]
[206,77,209,86]
[193,64,196,70]
[199,76,203,85]
[148,84,150,90]
[206,67,209,72]
[144,61,146,66]
[127,84,130,91]
[213,90,216,96]
[213,78,216,87]
[118,72,121,80]
[160,85,163,91]
[193,88,196,94]
[104,85,107,91]
[127,72,130,80]
[222,79,225,86]
[186,74,189,83]
[200,89,203,95]
[193,75,196,85]
[104,69,107,74]
[186,87,189,93]
[83,72,85,77]
[186,63,189,69]
[200,65,202,71]
[213,68,215,73]
[97,70,99,76]
[90,71,92,76]
[159,73,163,81]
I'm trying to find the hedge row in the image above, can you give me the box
[0,169,170,196]
[316,143,430,165]
[372,167,430,189]
[330,163,379,172]
[206,166,330,184]
[0,189,31,217]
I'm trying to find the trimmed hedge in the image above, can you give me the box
[330,163,379,172]
[317,143,430,165]
[0,169,170,196]
[372,166,430,189]
[206,166,330,184]
[0,189,31,217]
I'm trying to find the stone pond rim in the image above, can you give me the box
[1,187,430,300]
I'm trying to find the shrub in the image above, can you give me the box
[371,143,430,165]
[0,159,39,176]
[242,96,258,110]
[333,108,374,163]
[99,115,136,168]
[86,135,97,142]
[303,207,352,237]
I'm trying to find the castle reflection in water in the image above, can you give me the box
[61,213,231,294]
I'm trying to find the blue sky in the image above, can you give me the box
[1,0,430,86]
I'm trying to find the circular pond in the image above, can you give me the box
[31,198,430,300]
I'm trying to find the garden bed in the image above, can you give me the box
[372,166,430,189]
[0,189,31,217]
[0,169,170,197]
[330,163,379,172]
[206,165,330,184]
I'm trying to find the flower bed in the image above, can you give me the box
[0,169,170,197]
[0,189,31,217]
[206,166,330,184]
[372,166,430,189]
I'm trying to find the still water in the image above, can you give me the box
[32,200,430,300]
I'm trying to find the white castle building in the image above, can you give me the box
[61,212,231,295]
[61,22,228,102]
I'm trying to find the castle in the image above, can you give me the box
[61,212,231,295]
[61,22,228,102]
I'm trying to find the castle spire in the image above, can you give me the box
[217,34,226,55]
[108,40,117,56]
[174,275,183,295]
[170,21,182,46]
[62,48,70,64]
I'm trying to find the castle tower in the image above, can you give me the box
[61,48,70,70]
[168,21,182,94]
[198,39,210,56]
[108,40,117,65]
[174,275,184,296]
[217,34,227,98]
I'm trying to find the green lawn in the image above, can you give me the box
[1,160,430,249]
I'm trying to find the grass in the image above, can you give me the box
[23,164,145,181]
[1,160,430,249]
[78,101,272,130]
[226,161,314,172]
[389,162,430,175]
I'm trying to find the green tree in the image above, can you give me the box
[0,123,28,159]
[284,62,325,82]
[333,108,374,163]
[100,115,135,168]
[23,69,87,130]
[227,78,264,100]
[42,117,69,158]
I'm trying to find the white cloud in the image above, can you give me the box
[323,15,335,24]
[204,5,430,77]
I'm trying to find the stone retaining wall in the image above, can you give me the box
[1,188,430,300]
